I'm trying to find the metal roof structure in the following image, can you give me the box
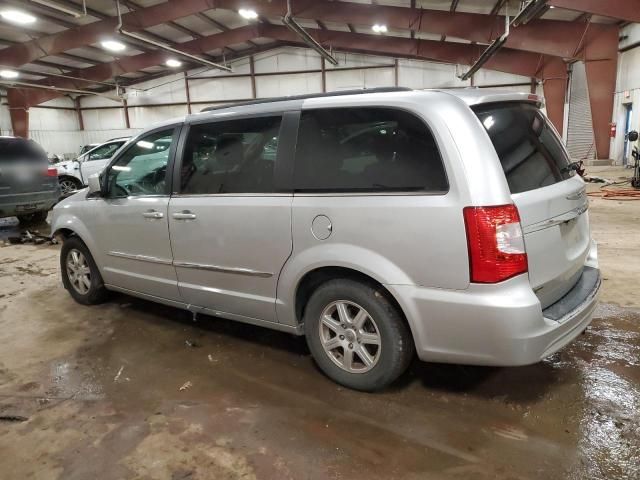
[0,0,635,157]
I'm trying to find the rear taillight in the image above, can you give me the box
[46,167,57,177]
[463,204,528,283]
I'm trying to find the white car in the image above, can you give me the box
[56,137,130,194]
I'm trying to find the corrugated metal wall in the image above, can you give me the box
[4,47,539,156]
[566,61,595,161]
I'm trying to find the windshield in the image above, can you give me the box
[81,141,126,161]
[473,102,574,194]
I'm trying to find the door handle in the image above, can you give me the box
[172,211,197,220]
[142,210,164,219]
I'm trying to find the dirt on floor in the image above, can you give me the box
[0,169,638,479]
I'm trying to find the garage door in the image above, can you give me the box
[566,61,595,162]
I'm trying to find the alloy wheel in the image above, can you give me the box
[318,300,382,373]
[66,249,91,295]
[59,179,78,195]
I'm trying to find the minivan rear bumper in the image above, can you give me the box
[388,266,601,366]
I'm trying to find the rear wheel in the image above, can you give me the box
[304,279,414,391]
[60,236,109,305]
[17,211,48,226]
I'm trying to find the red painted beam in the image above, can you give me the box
[215,0,616,59]
[549,0,640,23]
[0,0,218,68]
[7,90,30,138]
[260,25,545,78]
[14,26,260,107]
[582,24,619,159]
[538,58,568,137]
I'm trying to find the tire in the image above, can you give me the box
[59,176,83,195]
[304,278,414,392]
[60,236,109,305]
[17,210,48,226]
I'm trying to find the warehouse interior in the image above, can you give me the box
[0,1,639,479]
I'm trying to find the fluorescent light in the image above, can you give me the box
[101,40,126,52]
[483,116,495,130]
[165,59,182,68]
[238,8,258,20]
[372,24,387,33]
[137,140,154,149]
[0,10,37,24]
[0,70,19,79]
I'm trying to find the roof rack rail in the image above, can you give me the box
[199,87,413,113]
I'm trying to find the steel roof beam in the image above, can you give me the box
[10,25,259,107]
[259,24,546,78]
[0,0,220,68]
[213,0,616,60]
[548,0,640,23]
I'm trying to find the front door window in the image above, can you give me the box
[105,130,174,197]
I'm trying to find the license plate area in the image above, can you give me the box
[16,203,38,212]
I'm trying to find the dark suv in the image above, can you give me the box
[0,136,60,225]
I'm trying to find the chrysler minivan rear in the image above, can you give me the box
[392,92,600,366]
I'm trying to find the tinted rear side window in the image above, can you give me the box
[294,108,448,192]
[473,102,574,194]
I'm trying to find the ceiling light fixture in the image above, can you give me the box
[372,24,388,33]
[0,69,19,79]
[166,59,182,68]
[0,9,37,24]
[101,40,126,52]
[238,8,258,20]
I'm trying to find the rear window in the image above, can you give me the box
[473,102,574,194]
[294,107,448,193]
[0,138,46,163]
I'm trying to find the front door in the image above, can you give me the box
[168,115,293,323]
[84,127,181,302]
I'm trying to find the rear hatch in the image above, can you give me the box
[473,101,590,309]
[0,138,58,197]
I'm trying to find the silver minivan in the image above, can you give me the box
[52,88,600,391]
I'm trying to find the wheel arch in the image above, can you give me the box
[52,213,100,265]
[293,266,409,331]
[58,174,83,186]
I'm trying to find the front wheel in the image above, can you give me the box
[60,236,109,305]
[304,279,414,392]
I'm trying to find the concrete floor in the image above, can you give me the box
[0,168,638,479]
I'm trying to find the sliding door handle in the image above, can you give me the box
[142,210,164,219]
[172,211,197,220]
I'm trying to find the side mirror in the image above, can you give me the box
[627,130,639,142]
[87,173,103,196]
